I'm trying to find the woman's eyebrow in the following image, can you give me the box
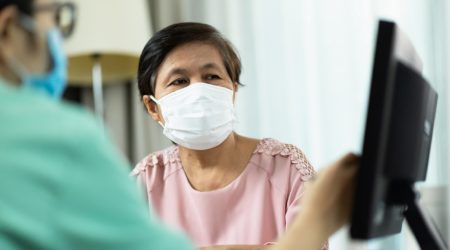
[161,63,223,83]
[167,68,189,76]
[201,63,222,71]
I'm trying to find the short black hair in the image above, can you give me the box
[0,0,33,15]
[137,22,242,99]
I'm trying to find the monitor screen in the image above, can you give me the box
[350,20,438,239]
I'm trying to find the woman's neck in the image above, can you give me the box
[178,133,259,191]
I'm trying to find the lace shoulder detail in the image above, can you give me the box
[254,138,316,180]
[130,145,181,176]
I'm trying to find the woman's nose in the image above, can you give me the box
[189,79,204,85]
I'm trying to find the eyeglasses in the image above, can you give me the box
[33,2,77,39]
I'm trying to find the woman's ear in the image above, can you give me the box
[143,95,163,123]
[0,6,17,39]
[0,6,18,58]
[0,6,25,83]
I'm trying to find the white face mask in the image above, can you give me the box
[150,83,236,150]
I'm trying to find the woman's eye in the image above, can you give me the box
[205,74,221,80]
[170,78,189,86]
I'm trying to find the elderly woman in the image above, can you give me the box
[131,22,327,250]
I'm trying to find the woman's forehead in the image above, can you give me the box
[158,42,226,74]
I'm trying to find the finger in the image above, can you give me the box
[340,153,360,165]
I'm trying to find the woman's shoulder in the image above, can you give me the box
[253,138,316,181]
[130,145,181,177]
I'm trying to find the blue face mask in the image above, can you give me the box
[22,28,68,99]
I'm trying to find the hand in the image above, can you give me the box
[274,153,359,250]
[301,153,359,235]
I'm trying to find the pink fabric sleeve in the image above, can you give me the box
[284,146,315,227]
[284,147,329,250]
[130,157,150,205]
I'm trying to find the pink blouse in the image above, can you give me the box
[131,138,327,249]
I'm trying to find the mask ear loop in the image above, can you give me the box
[148,95,165,128]
[148,95,159,104]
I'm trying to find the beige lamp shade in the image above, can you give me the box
[64,0,152,86]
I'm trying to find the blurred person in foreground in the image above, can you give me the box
[0,0,191,249]
[0,1,358,249]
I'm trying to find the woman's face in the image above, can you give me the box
[143,42,237,123]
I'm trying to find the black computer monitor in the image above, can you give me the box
[350,20,446,249]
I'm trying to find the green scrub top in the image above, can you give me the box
[0,80,193,250]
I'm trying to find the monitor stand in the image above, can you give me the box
[389,181,448,250]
